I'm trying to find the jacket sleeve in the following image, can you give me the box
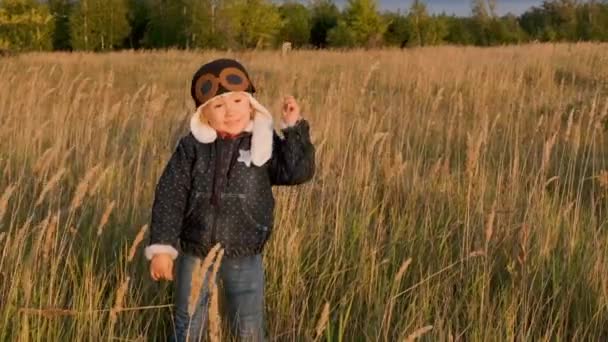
[144,135,195,260]
[268,119,316,186]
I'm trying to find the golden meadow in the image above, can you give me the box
[1,43,608,341]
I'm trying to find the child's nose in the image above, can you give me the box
[225,104,238,116]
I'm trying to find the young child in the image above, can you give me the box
[144,58,315,341]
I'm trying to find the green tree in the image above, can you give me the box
[407,0,429,45]
[406,0,447,46]
[70,0,131,51]
[468,0,524,45]
[143,0,224,49]
[519,6,551,40]
[383,11,409,47]
[596,1,608,40]
[48,0,72,50]
[326,19,356,47]
[124,0,149,49]
[142,0,187,48]
[444,16,476,45]
[470,0,491,44]
[278,2,311,47]
[217,0,283,49]
[330,0,386,47]
[541,0,579,41]
[488,14,525,44]
[309,0,339,48]
[576,1,608,41]
[519,1,593,42]
[184,0,217,48]
[0,0,54,51]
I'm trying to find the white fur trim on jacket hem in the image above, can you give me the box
[144,244,179,260]
[189,91,274,166]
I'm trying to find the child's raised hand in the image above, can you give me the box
[282,95,302,126]
[150,254,174,281]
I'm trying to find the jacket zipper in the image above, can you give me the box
[209,137,242,248]
[209,141,218,244]
[210,138,231,245]
[211,204,218,244]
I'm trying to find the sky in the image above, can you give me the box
[336,0,545,16]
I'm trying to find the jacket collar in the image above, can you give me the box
[190,92,273,166]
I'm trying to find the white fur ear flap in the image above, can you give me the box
[245,120,254,132]
[248,94,274,166]
[190,106,217,143]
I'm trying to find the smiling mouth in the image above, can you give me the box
[225,117,242,125]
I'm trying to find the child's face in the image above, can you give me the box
[201,91,253,135]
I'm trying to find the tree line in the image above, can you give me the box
[1,0,607,52]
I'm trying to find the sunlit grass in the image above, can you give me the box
[1,43,608,340]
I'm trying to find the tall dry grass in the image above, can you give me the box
[1,43,608,340]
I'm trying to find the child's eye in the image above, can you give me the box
[214,103,223,108]
[234,99,241,103]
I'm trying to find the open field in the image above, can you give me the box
[1,43,608,341]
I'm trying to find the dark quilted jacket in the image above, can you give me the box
[148,119,315,258]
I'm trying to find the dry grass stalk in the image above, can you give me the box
[540,131,558,174]
[314,302,330,339]
[88,165,111,197]
[4,45,608,340]
[469,250,486,257]
[571,121,581,153]
[22,265,33,306]
[485,199,497,247]
[33,146,57,175]
[20,308,77,317]
[0,183,17,223]
[596,170,608,190]
[33,213,52,255]
[19,217,33,232]
[127,224,148,263]
[597,99,608,131]
[394,258,412,285]
[360,61,380,96]
[404,325,433,341]
[369,132,389,154]
[97,200,116,236]
[188,243,222,317]
[20,303,175,317]
[148,92,169,117]
[58,147,74,171]
[69,165,101,212]
[187,259,204,321]
[534,115,545,135]
[510,136,520,183]
[42,213,59,261]
[110,276,131,326]
[207,248,225,342]
[35,167,66,206]
[518,224,530,266]
[382,257,413,337]
[466,132,483,180]
[564,109,575,142]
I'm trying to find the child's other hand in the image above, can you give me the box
[150,254,174,281]
[282,95,301,126]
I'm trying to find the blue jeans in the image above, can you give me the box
[170,253,266,342]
